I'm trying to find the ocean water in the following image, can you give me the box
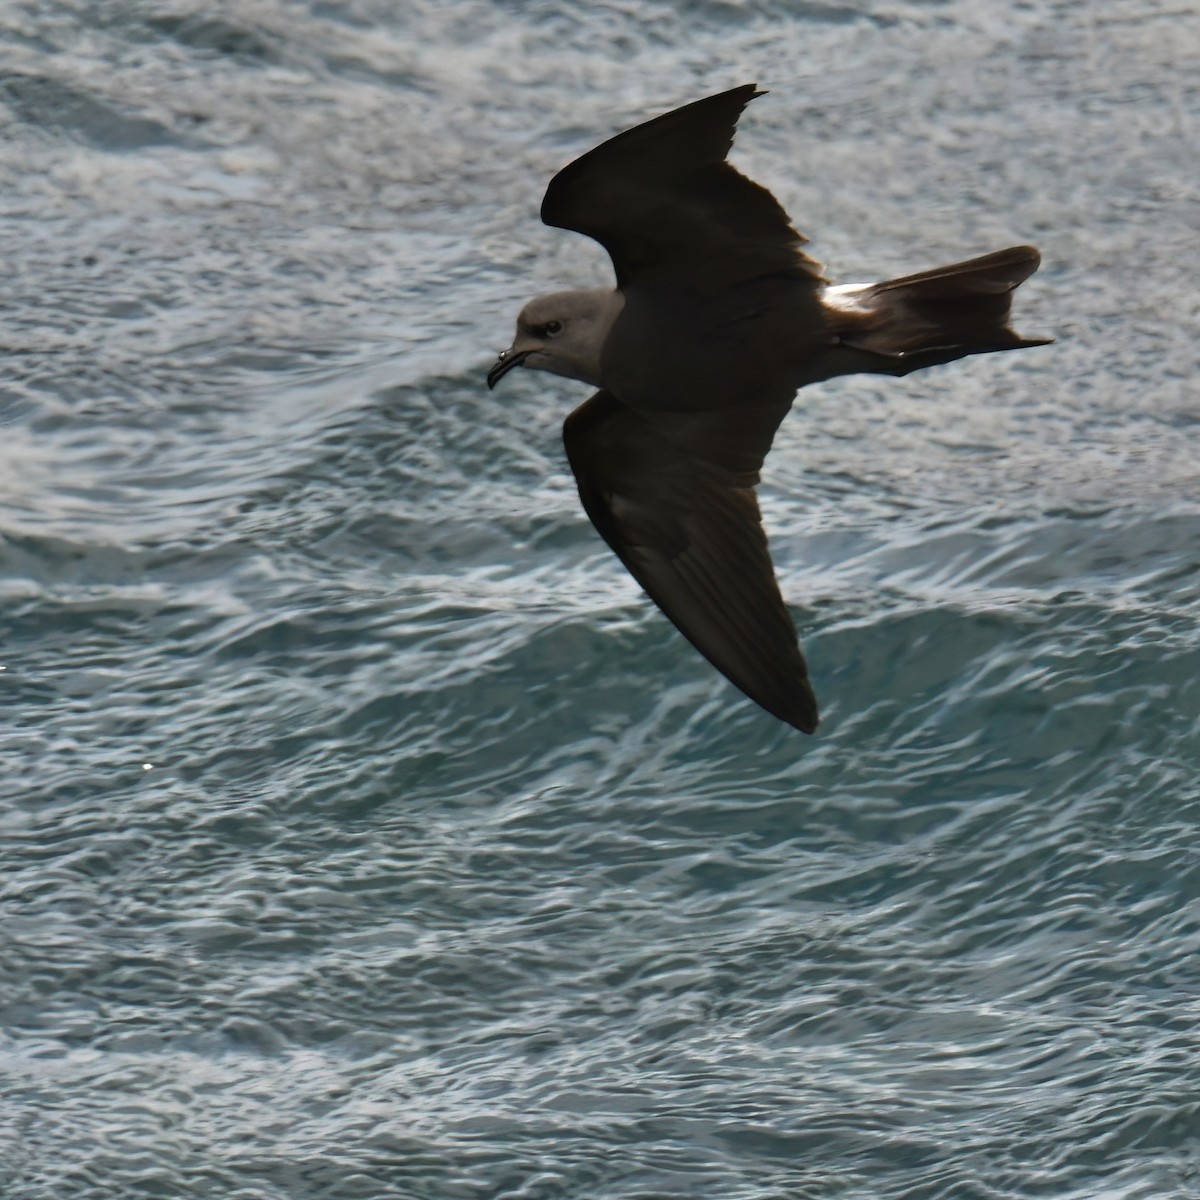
[2,1,1198,1197]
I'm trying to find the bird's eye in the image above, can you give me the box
[542,320,563,337]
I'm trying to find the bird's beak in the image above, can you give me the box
[487,347,531,390]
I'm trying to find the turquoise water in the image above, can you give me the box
[2,2,1198,1197]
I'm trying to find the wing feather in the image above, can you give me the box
[541,85,823,292]
[563,391,818,733]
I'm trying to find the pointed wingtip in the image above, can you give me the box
[763,681,820,734]
[786,698,820,735]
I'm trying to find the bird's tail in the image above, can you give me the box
[819,244,1052,378]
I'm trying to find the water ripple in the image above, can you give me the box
[3,1,1199,1198]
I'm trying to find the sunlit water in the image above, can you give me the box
[2,2,1198,1197]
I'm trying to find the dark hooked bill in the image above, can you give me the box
[486,348,531,389]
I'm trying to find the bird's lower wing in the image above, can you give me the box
[562,391,818,733]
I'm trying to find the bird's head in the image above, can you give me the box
[487,288,621,390]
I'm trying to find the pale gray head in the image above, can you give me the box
[487,288,622,390]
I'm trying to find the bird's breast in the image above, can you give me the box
[601,280,828,411]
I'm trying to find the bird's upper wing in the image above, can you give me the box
[541,85,823,293]
[562,390,818,733]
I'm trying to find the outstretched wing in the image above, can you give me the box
[562,390,818,733]
[541,85,823,293]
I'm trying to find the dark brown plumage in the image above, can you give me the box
[488,85,1050,733]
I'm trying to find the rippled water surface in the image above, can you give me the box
[2,1,1199,1197]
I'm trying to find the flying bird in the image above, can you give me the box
[487,84,1049,734]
